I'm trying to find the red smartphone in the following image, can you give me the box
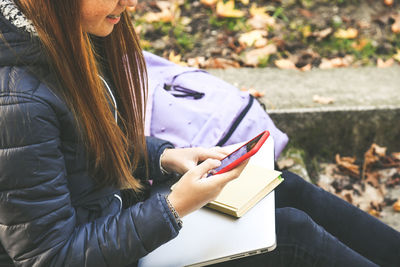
[208,131,270,177]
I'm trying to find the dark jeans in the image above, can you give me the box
[213,171,400,267]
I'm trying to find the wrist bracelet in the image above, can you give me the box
[165,195,183,228]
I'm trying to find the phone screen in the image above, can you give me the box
[208,134,263,176]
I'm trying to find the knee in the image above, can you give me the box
[276,207,321,243]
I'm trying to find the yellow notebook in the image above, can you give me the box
[206,165,283,217]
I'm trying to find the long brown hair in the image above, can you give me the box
[16,0,147,189]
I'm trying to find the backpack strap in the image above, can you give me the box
[216,95,255,147]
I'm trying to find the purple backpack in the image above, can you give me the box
[144,51,289,160]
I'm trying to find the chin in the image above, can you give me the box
[89,26,115,37]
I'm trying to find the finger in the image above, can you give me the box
[197,147,227,161]
[189,158,221,178]
[212,159,249,185]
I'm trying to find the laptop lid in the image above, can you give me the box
[139,136,276,267]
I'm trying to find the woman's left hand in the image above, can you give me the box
[160,147,229,175]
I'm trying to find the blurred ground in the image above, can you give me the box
[132,0,400,69]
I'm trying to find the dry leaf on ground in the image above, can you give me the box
[216,0,245,18]
[391,13,400,33]
[336,154,360,178]
[352,39,369,51]
[238,30,268,47]
[384,0,394,6]
[187,56,206,68]
[313,95,334,104]
[319,56,354,69]
[203,57,240,68]
[392,152,400,161]
[334,28,358,39]
[241,87,265,98]
[275,58,297,70]
[394,50,400,62]
[365,172,381,188]
[242,44,277,66]
[168,51,187,66]
[248,4,276,29]
[312,27,333,40]
[200,0,218,7]
[377,58,395,68]
[277,158,295,169]
[393,200,400,212]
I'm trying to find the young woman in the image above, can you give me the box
[0,0,399,266]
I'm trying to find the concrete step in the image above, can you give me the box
[208,66,400,160]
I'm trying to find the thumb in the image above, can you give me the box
[190,158,221,178]
[211,159,249,185]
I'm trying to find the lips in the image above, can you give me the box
[107,14,120,19]
[106,14,121,24]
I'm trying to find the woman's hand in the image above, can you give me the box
[160,147,229,175]
[167,158,249,218]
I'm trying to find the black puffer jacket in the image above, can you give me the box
[0,2,180,266]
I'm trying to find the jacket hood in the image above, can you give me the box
[0,0,46,67]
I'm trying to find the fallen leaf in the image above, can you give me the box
[300,63,312,71]
[312,27,333,40]
[384,0,394,6]
[313,95,334,104]
[392,14,400,33]
[368,208,381,217]
[357,20,371,29]
[363,144,380,169]
[319,56,353,69]
[247,4,276,29]
[394,49,400,62]
[373,144,387,157]
[393,199,400,212]
[254,38,268,48]
[377,58,395,68]
[216,0,245,18]
[275,58,297,70]
[249,4,268,17]
[336,154,360,178]
[352,39,369,51]
[302,25,312,38]
[241,87,265,98]
[334,28,358,39]
[365,172,381,188]
[187,56,206,68]
[168,51,187,66]
[200,0,218,7]
[299,8,313,18]
[127,6,136,12]
[277,158,295,169]
[238,30,268,47]
[203,57,240,69]
[143,10,173,23]
[392,152,400,161]
[242,44,277,66]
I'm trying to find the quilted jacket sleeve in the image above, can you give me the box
[0,85,180,266]
[132,136,175,182]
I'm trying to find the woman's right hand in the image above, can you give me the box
[167,158,248,218]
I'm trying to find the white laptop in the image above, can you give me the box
[139,136,277,267]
